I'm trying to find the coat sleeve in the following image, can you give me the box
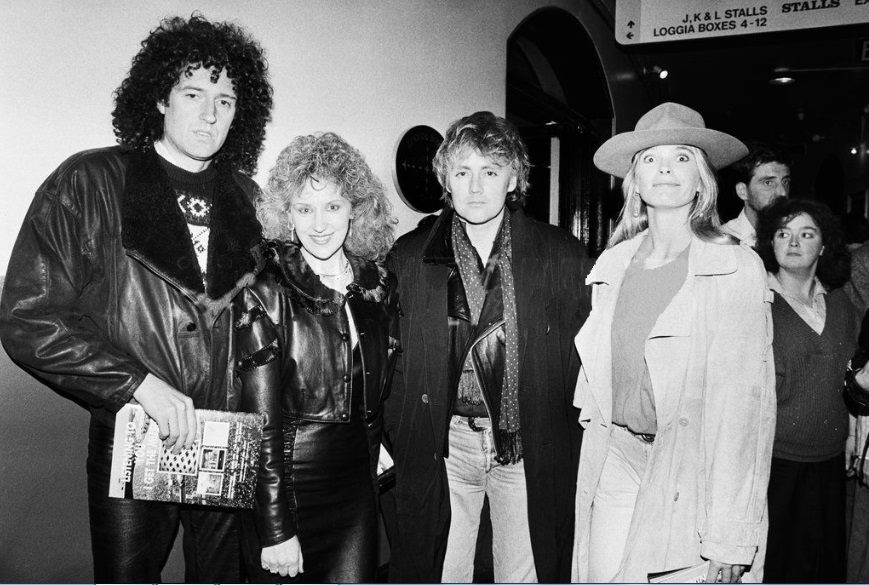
[700,248,776,566]
[0,168,149,412]
[554,233,592,434]
[382,251,405,454]
[845,245,869,316]
[383,269,402,387]
[234,285,296,547]
[560,236,593,333]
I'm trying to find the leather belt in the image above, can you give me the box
[467,416,489,432]
[616,423,655,444]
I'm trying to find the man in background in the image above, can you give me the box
[722,144,792,246]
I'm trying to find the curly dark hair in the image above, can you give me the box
[112,13,273,175]
[433,111,531,207]
[755,198,850,289]
[259,132,396,261]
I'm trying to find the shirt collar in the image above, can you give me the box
[767,272,827,299]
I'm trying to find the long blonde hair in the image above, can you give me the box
[607,145,726,248]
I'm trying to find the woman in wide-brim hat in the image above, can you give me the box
[571,103,776,583]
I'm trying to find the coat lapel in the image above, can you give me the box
[644,276,694,424]
[121,150,261,316]
[510,207,545,365]
[122,150,202,295]
[416,207,543,431]
[420,211,455,444]
[646,237,739,423]
[206,164,263,301]
[648,237,737,340]
[576,234,643,424]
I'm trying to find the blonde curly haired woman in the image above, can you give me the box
[234,132,399,582]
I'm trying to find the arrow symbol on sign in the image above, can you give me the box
[627,20,635,28]
[627,31,634,39]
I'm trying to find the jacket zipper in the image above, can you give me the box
[463,317,505,424]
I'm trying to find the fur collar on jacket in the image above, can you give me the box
[121,149,262,314]
[255,239,389,315]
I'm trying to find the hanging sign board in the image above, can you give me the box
[616,0,869,45]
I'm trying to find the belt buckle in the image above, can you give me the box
[618,423,655,443]
[636,431,655,444]
[467,417,487,432]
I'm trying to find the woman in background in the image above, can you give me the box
[572,102,775,583]
[755,198,856,583]
[234,132,399,582]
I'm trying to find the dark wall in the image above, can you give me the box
[0,276,184,582]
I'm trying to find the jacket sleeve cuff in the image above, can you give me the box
[103,370,149,413]
[257,513,297,548]
[700,535,759,566]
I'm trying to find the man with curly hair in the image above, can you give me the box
[0,14,272,582]
[384,111,591,582]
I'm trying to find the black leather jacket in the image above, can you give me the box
[439,219,507,450]
[0,147,262,424]
[234,241,400,546]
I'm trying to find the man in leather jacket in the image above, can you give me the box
[0,15,272,582]
[384,111,591,582]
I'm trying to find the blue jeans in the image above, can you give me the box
[588,424,654,582]
[441,415,537,583]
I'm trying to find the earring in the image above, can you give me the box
[632,196,641,218]
[288,224,297,243]
[347,213,356,240]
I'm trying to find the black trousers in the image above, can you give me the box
[87,415,241,583]
[764,453,846,583]
[846,477,869,582]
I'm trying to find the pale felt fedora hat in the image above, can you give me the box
[593,102,748,178]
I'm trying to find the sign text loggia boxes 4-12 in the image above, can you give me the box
[616,0,869,45]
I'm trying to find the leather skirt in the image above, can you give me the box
[243,345,377,583]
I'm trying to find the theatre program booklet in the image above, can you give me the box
[108,403,264,508]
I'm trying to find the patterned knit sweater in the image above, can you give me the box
[771,287,858,462]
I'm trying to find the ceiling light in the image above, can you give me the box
[770,67,795,85]
[852,147,859,155]
[649,65,669,79]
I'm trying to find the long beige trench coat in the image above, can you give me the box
[572,232,776,582]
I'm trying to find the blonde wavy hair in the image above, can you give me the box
[257,132,396,261]
[608,145,727,248]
